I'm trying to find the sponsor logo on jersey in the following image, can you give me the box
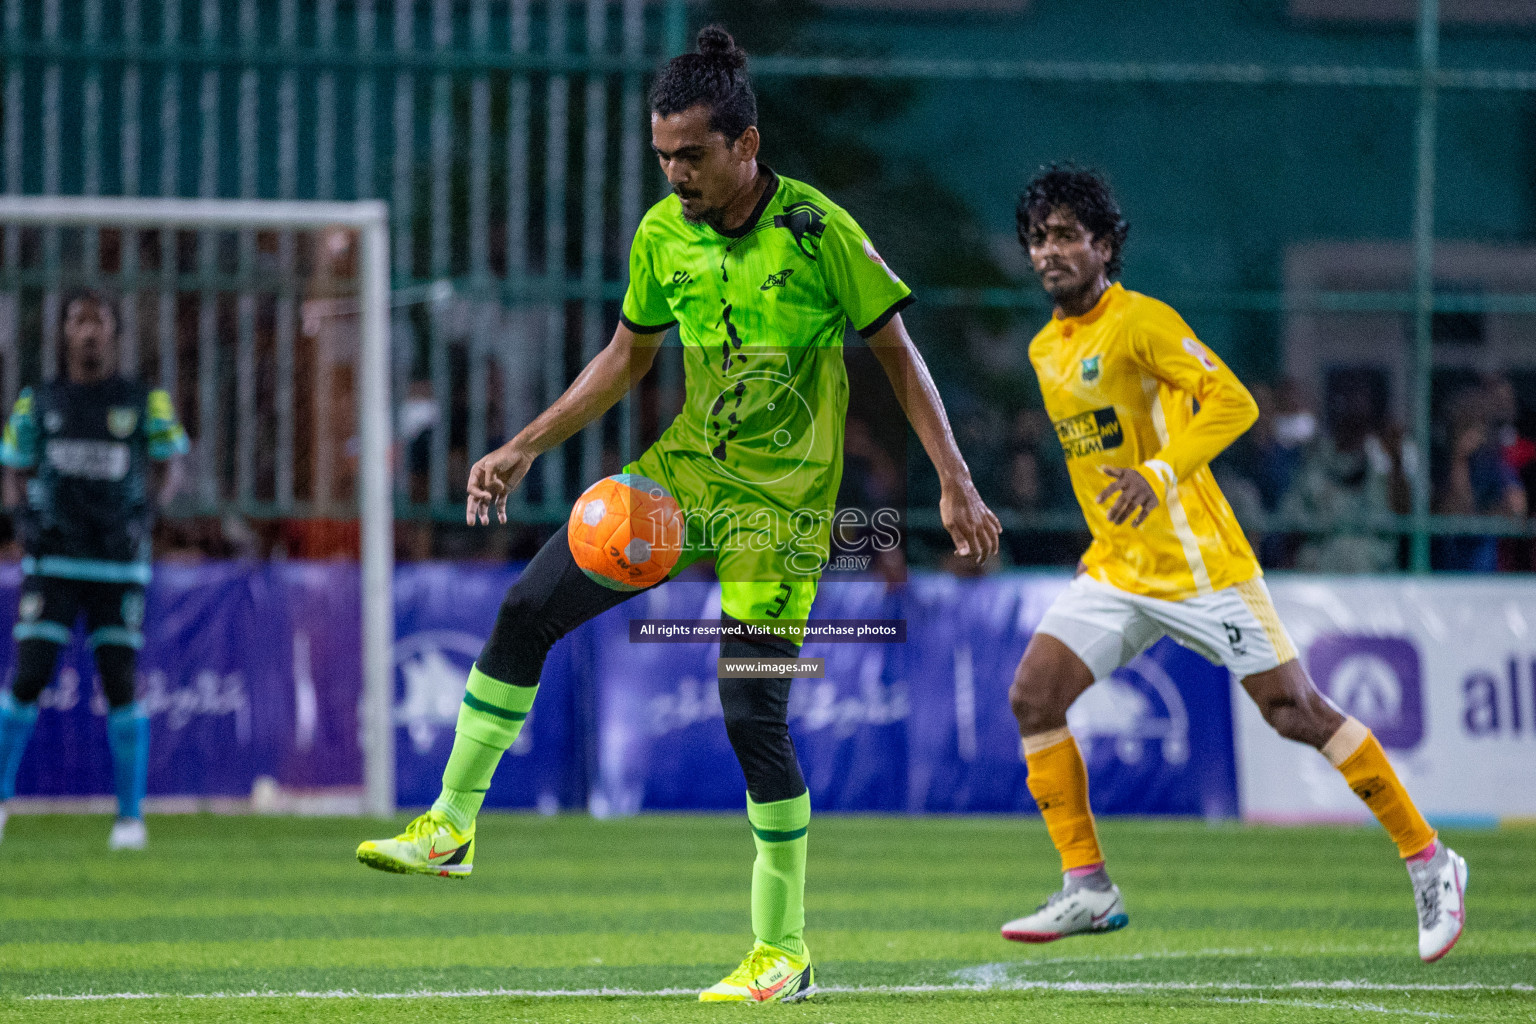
[44,410,63,433]
[18,592,42,622]
[1052,406,1124,459]
[1307,635,1423,750]
[1080,355,1101,382]
[671,270,693,285]
[761,269,794,291]
[772,201,826,258]
[1182,336,1218,371]
[107,407,139,439]
[45,438,131,481]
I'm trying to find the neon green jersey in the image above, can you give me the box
[621,168,913,516]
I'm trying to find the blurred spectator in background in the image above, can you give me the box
[838,416,902,512]
[1000,409,1083,567]
[1432,381,1526,572]
[1216,378,1314,566]
[1488,374,1536,571]
[1278,381,1409,573]
[952,402,1009,508]
[1009,408,1073,513]
[156,516,260,563]
[835,416,906,582]
[1218,379,1314,514]
[399,379,439,507]
[1261,379,1319,510]
[1005,448,1043,513]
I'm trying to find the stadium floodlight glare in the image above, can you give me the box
[0,195,396,818]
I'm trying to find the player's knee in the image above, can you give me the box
[718,690,802,803]
[1260,696,1330,747]
[93,644,139,708]
[481,582,562,680]
[717,641,793,741]
[1009,671,1066,735]
[11,639,62,705]
[720,694,774,747]
[717,661,803,803]
[495,581,540,636]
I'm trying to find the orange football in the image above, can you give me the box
[567,474,683,591]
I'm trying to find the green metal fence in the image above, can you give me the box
[0,0,1532,567]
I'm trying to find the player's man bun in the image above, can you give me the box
[650,25,757,141]
[696,26,747,70]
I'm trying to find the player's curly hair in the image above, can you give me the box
[1017,165,1130,279]
[649,25,757,142]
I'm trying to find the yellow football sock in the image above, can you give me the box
[1323,717,1437,859]
[1023,727,1105,872]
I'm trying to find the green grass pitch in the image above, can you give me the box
[1,813,1531,1022]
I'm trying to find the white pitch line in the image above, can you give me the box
[20,981,1534,1002]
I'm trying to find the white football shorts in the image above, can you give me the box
[1036,573,1299,681]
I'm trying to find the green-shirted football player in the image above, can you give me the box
[357,25,1000,1003]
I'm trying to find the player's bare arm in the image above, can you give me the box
[466,323,665,526]
[867,312,1001,564]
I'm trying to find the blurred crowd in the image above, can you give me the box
[927,371,1536,574]
[4,353,1529,574]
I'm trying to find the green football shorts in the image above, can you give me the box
[625,447,832,644]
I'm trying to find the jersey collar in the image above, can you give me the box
[711,165,781,240]
[1053,281,1123,328]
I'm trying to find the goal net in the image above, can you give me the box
[0,196,396,817]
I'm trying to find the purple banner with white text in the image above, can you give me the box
[1,561,1239,818]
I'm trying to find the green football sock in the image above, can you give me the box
[746,790,811,957]
[431,665,537,833]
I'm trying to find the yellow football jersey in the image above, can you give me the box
[1028,283,1260,600]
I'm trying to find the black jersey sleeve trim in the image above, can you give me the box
[856,293,916,339]
[619,312,678,335]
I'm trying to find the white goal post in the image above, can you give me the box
[0,196,396,818]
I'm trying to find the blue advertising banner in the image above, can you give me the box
[589,575,1236,817]
[902,574,1236,817]
[584,580,916,815]
[0,563,299,800]
[391,562,584,812]
[585,581,736,816]
[0,561,1239,819]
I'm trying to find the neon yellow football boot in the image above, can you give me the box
[356,810,474,878]
[699,942,816,1003]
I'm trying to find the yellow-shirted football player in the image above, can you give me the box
[998,166,1465,963]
